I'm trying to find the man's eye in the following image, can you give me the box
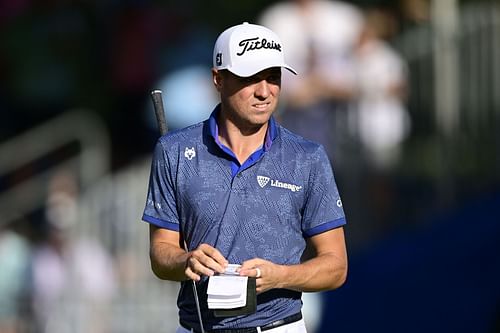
[239,77,254,84]
[267,75,281,83]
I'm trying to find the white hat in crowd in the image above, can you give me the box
[213,22,297,77]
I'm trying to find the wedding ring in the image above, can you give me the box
[255,267,261,278]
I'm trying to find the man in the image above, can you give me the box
[142,22,347,332]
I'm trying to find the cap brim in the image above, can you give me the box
[227,63,297,77]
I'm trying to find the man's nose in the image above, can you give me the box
[254,80,271,98]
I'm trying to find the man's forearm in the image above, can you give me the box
[278,252,347,292]
[150,242,189,281]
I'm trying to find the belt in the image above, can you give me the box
[180,312,302,333]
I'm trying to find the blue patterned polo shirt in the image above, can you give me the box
[142,105,346,330]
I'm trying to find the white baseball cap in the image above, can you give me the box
[213,22,297,77]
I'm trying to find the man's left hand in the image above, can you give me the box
[239,258,285,294]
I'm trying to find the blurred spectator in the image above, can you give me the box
[0,222,30,333]
[258,0,364,162]
[30,169,116,333]
[352,8,411,170]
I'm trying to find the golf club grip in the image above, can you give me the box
[151,90,168,136]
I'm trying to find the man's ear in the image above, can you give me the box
[212,68,222,90]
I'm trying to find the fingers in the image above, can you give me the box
[185,244,228,281]
[239,259,285,294]
[240,263,266,294]
[239,258,265,278]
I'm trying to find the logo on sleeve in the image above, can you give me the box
[184,147,196,160]
[256,175,302,192]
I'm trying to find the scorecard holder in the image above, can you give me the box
[213,277,257,317]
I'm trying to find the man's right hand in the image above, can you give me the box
[185,244,228,281]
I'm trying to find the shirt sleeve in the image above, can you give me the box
[301,145,346,237]
[142,139,180,231]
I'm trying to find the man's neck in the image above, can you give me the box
[217,114,268,165]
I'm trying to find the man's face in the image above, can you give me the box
[213,67,281,130]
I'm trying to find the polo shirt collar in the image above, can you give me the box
[208,104,277,152]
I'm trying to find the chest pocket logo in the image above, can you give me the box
[257,175,303,192]
[184,147,196,160]
[257,176,270,188]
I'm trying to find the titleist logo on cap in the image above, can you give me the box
[212,22,297,76]
[236,37,282,56]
